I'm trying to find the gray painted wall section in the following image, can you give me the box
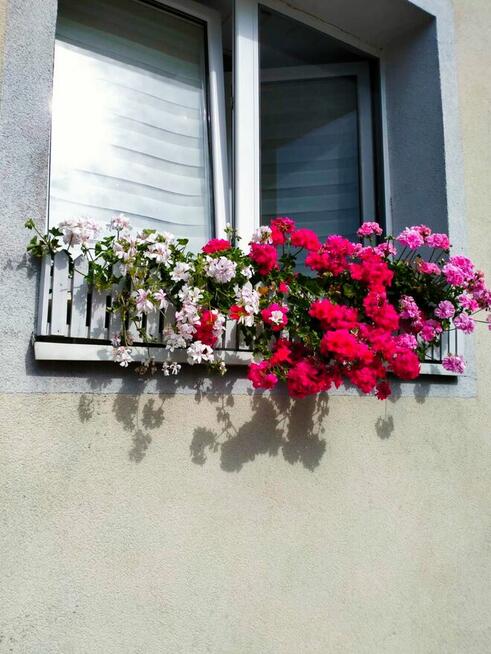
[0,0,475,396]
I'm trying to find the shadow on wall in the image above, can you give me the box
[76,369,424,468]
[189,392,329,472]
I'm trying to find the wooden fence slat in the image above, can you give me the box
[90,289,108,340]
[146,309,162,342]
[36,256,52,336]
[223,320,237,350]
[50,252,70,336]
[70,255,89,338]
[109,264,125,339]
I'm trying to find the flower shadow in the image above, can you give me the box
[190,392,329,472]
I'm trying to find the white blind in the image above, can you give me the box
[261,75,361,241]
[50,0,213,250]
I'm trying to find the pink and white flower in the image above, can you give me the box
[205,256,237,284]
[134,289,154,314]
[434,300,455,319]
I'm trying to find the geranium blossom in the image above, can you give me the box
[134,289,154,314]
[187,341,214,365]
[111,213,131,231]
[261,303,288,331]
[396,227,424,249]
[357,221,383,237]
[442,355,466,374]
[205,255,237,283]
[202,238,232,254]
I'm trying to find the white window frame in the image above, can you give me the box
[234,0,378,243]
[49,0,230,239]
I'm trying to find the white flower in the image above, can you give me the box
[136,230,157,244]
[178,285,203,304]
[270,310,285,325]
[110,213,131,231]
[153,289,168,310]
[162,361,181,376]
[212,312,226,340]
[187,340,214,365]
[242,266,253,280]
[171,262,191,283]
[134,289,154,314]
[58,217,101,246]
[205,256,237,284]
[163,328,187,351]
[113,237,136,262]
[233,282,260,326]
[146,242,173,266]
[111,333,121,347]
[175,301,200,325]
[176,321,196,342]
[113,346,133,367]
[250,225,273,244]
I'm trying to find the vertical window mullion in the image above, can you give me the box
[234,0,260,244]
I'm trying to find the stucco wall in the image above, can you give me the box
[0,0,490,653]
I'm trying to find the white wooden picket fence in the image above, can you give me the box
[33,253,460,373]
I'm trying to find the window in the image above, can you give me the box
[49,0,229,251]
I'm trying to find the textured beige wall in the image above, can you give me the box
[0,1,491,653]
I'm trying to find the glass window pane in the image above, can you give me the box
[259,8,371,242]
[261,75,360,241]
[50,0,214,250]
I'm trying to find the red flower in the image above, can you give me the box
[247,361,278,389]
[229,304,247,321]
[320,329,369,362]
[390,348,420,380]
[270,338,292,365]
[305,235,356,275]
[375,381,391,400]
[249,243,278,275]
[363,292,400,331]
[286,359,331,399]
[194,309,220,347]
[278,281,289,294]
[261,303,288,331]
[202,238,232,254]
[309,299,358,330]
[271,217,295,245]
[290,228,321,251]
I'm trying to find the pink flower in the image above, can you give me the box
[442,355,466,374]
[454,313,475,334]
[261,303,288,331]
[419,261,441,275]
[399,295,421,320]
[395,334,418,350]
[202,238,232,254]
[357,222,383,237]
[426,233,450,250]
[396,227,424,250]
[413,224,432,239]
[420,319,443,342]
[443,264,466,287]
[434,300,455,319]
[374,242,397,257]
[458,294,479,312]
